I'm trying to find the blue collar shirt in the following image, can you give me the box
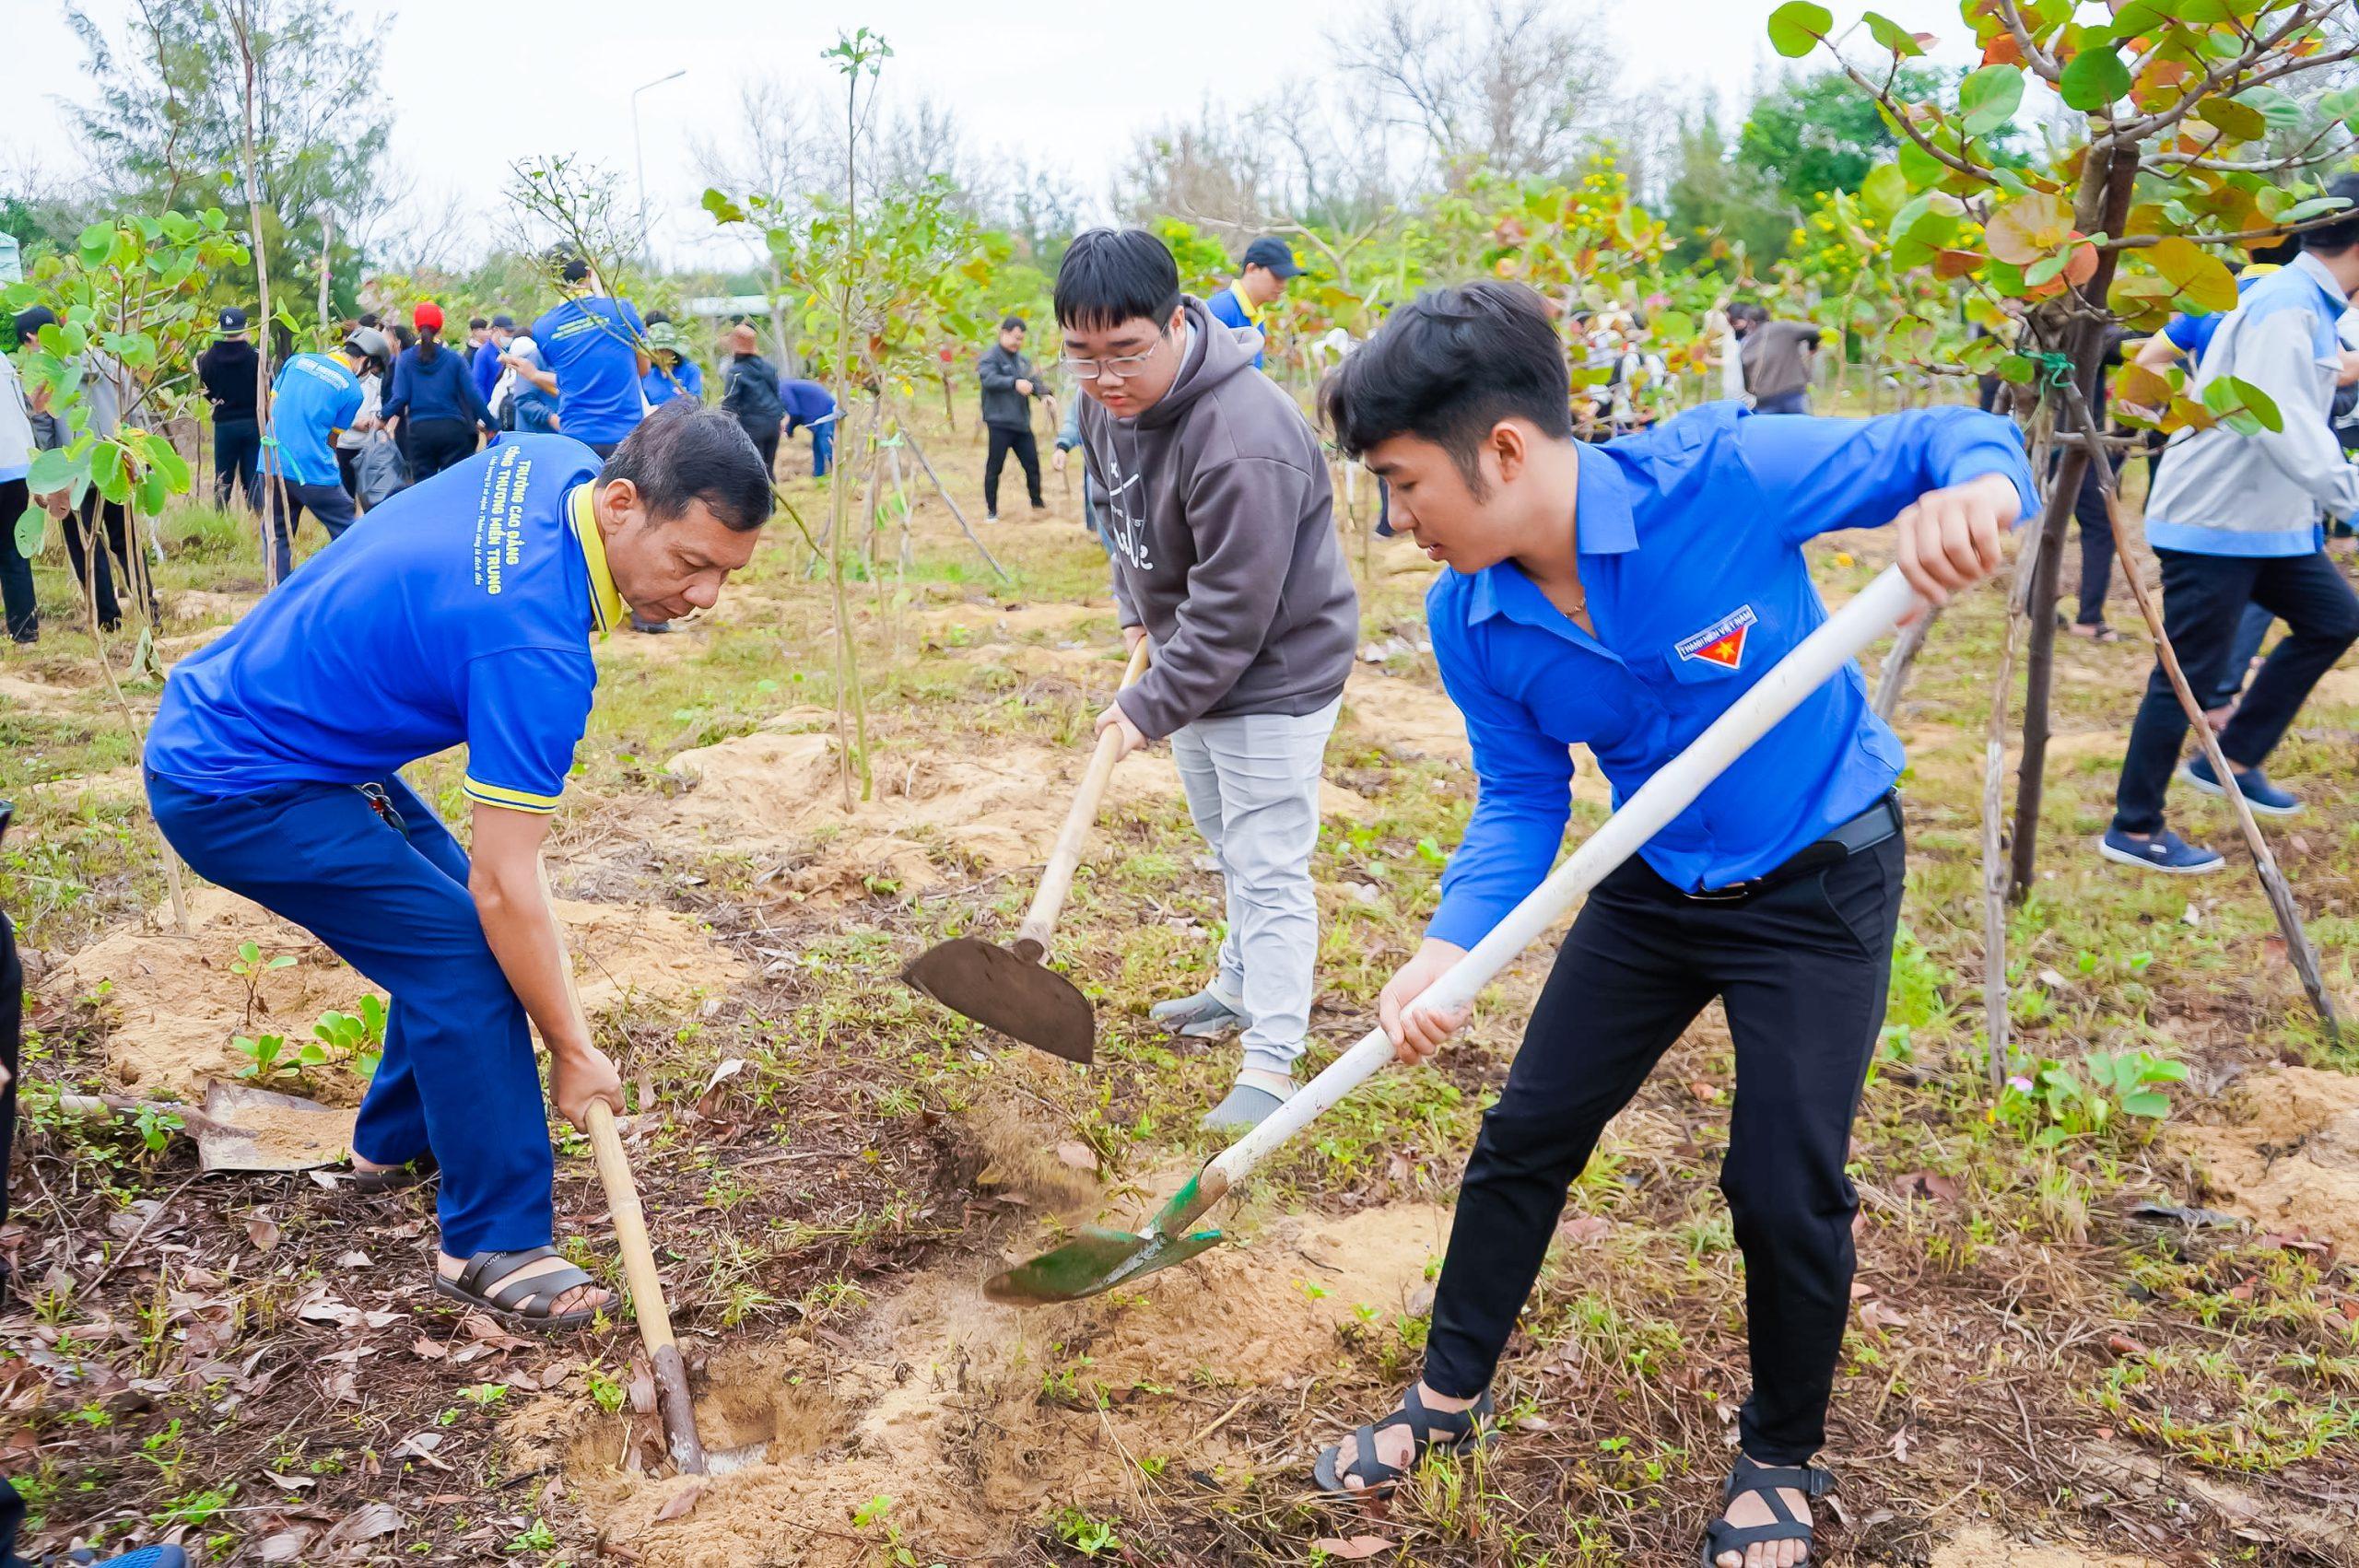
[1425,402,2036,949]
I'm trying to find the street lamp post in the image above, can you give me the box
[631,69,688,265]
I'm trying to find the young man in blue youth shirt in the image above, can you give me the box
[1315,283,2033,1568]
[263,331,371,582]
[144,404,772,1331]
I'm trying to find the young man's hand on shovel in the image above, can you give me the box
[1889,471,2017,624]
[550,1044,626,1131]
[1093,686,1150,760]
[1379,938,1473,1064]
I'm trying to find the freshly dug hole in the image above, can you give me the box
[551,1203,1452,1565]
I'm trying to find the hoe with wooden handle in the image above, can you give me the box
[986,566,1923,1305]
[538,861,707,1476]
[903,639,1152,1063]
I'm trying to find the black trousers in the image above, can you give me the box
[214,415,262,509]
[2060,448,2122,626]
[983,425,1041,512]
[0,910,18,1240]
[65,489,154,630]
[1424,828,1905,1465]
[749,425,780,480]
[0,481,36,641]
[405,417,477,481]
[2112,547,2359,834]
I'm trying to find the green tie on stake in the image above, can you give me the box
[985,564,1926,1306]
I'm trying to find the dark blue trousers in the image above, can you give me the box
[145,767,554,1257]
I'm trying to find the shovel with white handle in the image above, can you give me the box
[985,565,1922,1305]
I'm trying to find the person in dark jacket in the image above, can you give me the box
[978,316,1049,521]
[382,302,498,481]
[1058,229,1358,1133]
[196,307,263,512]
[717,324,787,477]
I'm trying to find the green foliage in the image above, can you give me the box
[1999,1050,2189,1145]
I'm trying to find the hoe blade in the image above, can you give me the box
[982,1223,1225,1305]
[903,936,1095,1064]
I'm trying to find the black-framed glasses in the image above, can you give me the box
[1059,334,1167,381]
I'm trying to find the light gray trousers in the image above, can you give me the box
[1166,696,1342,1076]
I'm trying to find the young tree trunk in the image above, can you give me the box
[232,1,280,591]
[2060,398,2341,1043]
[2006,143,2142,899]
[316,210,334,341]
[1872,610,1937,723]
[898,427,1008,581]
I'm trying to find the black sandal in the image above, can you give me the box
[432,1246,610,1333]
[1313,1385,1494,1497]
[1700,1454,1834,1568]
[349,1153,438,1194]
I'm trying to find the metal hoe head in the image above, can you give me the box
[194,1083,356,1174]
[983,1171,1226,1305]
[982,1223,1225,1305]
[902,934,1095,1064]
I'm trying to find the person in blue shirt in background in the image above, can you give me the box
[144,404,773,1331]
[522,254,664,630]
[780,376,838,478]
[1314,282,2032,1568]
[640,320,705,409]
[472,313,517,410]
[382,302,499,481]
[263,331,370,583]
[1205,236,1302,370]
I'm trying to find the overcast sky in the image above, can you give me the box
[5,0,1984,272]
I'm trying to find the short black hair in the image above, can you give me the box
[556,251,592,285]
[600,401,775,532]
[468,315,488,330]
[2300,173,2359,254]
[1728,301,1770,327]
[1321,281,1572,493]
[1053,228,1182,333]
[1001,314,1027,333]
[358,310,381,328]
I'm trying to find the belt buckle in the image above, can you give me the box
[1687,877,1759,903]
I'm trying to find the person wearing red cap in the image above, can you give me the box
[383,302,499,481]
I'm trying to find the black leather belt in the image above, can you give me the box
[1684,792,1902,902]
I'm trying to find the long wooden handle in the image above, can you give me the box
[1189,566,1924,1212]
[538,859,707,1476]
[1014,638,1151,954]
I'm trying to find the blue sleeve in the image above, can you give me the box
[473,345,501,402]
[2163,313,2203,353]
[1206,291,1246,331]
[684,361,704,399]
[334,381,365,430]
[381,353,412,419]
[456,355,497,432]
[1424,594,1578,951]
[462,648,594,813]
[1735,406,2038,546]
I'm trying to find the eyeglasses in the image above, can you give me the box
[1059,334,1166,381]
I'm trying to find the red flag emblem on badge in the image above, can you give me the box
[1674,605,1758,670]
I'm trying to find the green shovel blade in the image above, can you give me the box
[983,1223,1226,1305]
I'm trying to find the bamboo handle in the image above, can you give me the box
[1191,567,1924,1210]
[538,858,706,1476]
[1014,638,1151,954]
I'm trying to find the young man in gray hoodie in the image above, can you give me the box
[1057,228,1360,1133]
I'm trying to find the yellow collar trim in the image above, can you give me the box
[1227,280,1262,324]
[568,483,627,638]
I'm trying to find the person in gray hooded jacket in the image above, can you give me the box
[1057,228,1359,1133]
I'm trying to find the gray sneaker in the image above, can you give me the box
[1200,1078,1294,1135]
[1148,988,1248,1040]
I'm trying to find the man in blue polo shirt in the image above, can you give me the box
[1204,237,1301,371]
[264,330,371,582]
[144,404,772,1331]
[1313,282,2032,1568]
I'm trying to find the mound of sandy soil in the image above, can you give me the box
[2170,1064,2359,1252]
[538,1203,1454,1565]
[0,673,88,715]
[170,589,260,624]
[654,714,1373,902]
[49,887,745,1103]
[1919,1526,2157,1566]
